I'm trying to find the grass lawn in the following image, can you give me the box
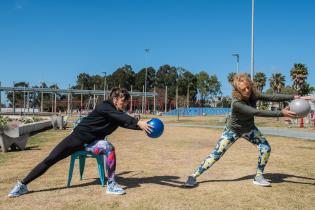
[0,116,314,210]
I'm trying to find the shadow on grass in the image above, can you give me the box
[24,146,41,151]
[199,173,315,186]
[26,172,314,195]
[27,179,103,194]
[116,171,183,188]
[27,171,183,194]
[2,145,41,153]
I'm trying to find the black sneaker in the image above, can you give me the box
[184,176,197,187]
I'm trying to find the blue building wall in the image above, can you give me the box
[164,107,231,116]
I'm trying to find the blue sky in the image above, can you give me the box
[0,0,314,101]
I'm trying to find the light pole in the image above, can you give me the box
[187,82,191,108]
[13,81,15,115]
[175,68,182,121]
[102,71,107,100]
[26,83,30,113]
[40,82,44,112]
[144,48,150,114]
[232,53,240,73]
[251,0,255,80]
[23,84,26,115]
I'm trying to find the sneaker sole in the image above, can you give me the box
[8,191,28,198]
[253,180,271,187]
[106,191,126,195]
[184,183,197,187]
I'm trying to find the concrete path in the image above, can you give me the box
[166,124,315,141]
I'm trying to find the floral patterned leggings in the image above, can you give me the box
[193,126,271,178]
[85,140,116,182]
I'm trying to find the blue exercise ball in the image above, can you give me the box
[147,118,164,138]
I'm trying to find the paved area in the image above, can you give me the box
[166,124,315,140]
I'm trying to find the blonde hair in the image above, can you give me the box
[232,73,256,100]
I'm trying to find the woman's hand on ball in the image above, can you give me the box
[282,107,297,118]
[301,96,312,100]
[294,95,311,100]
[137,120,153,134]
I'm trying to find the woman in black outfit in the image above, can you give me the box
[8,87,152,197]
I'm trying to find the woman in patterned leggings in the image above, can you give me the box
[85,139,117,183]
[8,88,153,197]
[185,73,309,187]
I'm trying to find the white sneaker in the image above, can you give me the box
[106,181,125,195]
[253,175,271,187]
[8,181,29,197]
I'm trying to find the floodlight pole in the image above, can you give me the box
[250,0,255,80]
[144,48,150,114]
[40,82,44,112]
[102,71,107,100]
[13,81,16,115]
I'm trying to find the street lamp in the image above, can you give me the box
[232,53,240,73]
[102,71,107,100]
[251,0,255,80]
[144,48,150,114]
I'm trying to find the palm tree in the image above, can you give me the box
[290,63,308,93]
[253,72,266,92]
[269,73,285,93]
[269,73,286,115]
[227,72,236,85]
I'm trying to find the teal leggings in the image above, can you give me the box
[193,126,271,178]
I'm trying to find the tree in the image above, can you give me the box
[269,73,285,93]
[156,65,177,98]
[39,82,53,111]
[196,72,221,107]
[6,82,29,107]
[208,74,222,107]
[217,96,232,108]
[280,86,295,95]
[227,72,236,85]
[299,82,315,95]
[134,67,156,91]
[269,73,286,111]
[76,73,93,90]
[177,69,198,104]
[254,72,266,92]
[196,71,210,106]
[290,63,308,94]
[109,65,135,89]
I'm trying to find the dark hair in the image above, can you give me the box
[109,87,130,102]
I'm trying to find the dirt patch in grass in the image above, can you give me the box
[0,120,314,210]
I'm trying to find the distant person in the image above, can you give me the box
[8,88,152,197]
[184,73,310,187]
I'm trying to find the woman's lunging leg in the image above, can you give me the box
[192,128,238,178]
[22,133,84,185]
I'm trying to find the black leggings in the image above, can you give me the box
[22,132,86,185]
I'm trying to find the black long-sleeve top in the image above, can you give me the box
[73,100,140,142]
